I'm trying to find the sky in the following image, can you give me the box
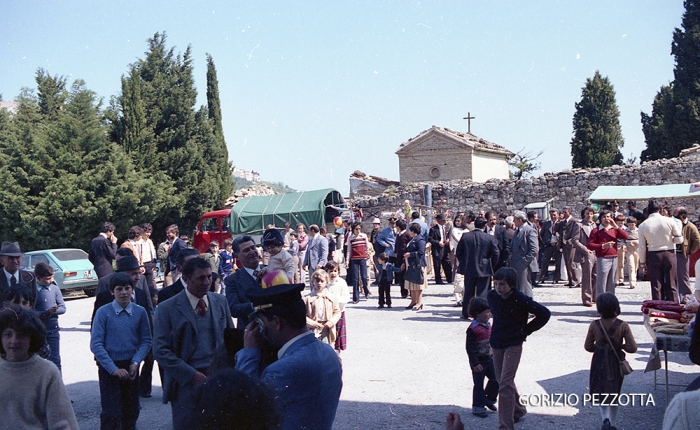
[0,1,687,196]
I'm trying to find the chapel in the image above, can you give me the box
[395,125,514,183]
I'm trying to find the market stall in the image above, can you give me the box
[642,300,696,404]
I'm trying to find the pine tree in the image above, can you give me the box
[570,71,624,168]
[0,72,171,250]
[110,33,232,234]
[641,0,700,161]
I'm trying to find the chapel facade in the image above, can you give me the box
[396,125,514,183]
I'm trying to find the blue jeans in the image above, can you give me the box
[351,259,369,302]
[98,360,140,430]
[44,318,61,372]
[472,356,499,408]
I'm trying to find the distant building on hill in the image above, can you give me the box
[232,167,261,183]
[396,125,514,183]
[0,100,18,115]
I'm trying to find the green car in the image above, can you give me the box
[21,248,99,297]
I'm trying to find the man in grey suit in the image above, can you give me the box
[558,206,582,288]
[302,224,329,280]
[224,235,263,330]
[153,257,233,427]
[573,207,597,307]
[510,211,539,297]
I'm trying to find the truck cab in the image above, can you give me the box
[523,198,555,222]
[193,209,232,253]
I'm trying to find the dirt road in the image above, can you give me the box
[60,280,696,429]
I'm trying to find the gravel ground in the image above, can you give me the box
[59,278,696,429]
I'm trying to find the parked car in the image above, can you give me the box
[21,248,99,297]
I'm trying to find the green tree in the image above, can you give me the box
[0,72,172,250]
[570,71,624,168]
[206,54,224,138]
[110,32,233,234]
[35,68,67,121]
[508,149,543,179]
[641,0,700,161]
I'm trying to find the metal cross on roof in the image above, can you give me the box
[463,112,475,133]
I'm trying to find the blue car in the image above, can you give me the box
[21,248,99,296]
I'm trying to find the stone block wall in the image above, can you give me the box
[351,147,700,220]
[398,148,473,182]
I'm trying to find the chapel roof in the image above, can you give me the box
[396,125,514,156]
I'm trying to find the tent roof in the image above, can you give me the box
[588,184,700,203]
[230,188,344,235]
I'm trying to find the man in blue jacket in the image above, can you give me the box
[236,283,343,430]
[376,217,398,264]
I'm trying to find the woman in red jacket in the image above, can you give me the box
[587,210,628,297]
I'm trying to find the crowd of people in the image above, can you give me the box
[1,196,700,429]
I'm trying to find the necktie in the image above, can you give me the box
[10,276,17,287]
[196,299,207,317]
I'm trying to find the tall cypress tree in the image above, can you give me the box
[570,71,624,168]
[641,0,700,161]
[206,54,224,137]
[111,33,232,234]
[204,54,233,203]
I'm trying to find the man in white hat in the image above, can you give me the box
[0,241,37,304]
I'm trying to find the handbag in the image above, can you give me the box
[597,320,633,377]
[405,263,424,285]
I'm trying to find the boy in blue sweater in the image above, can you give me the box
[34,262,66,372]
[488,267,550,430]
[91,272,152,430]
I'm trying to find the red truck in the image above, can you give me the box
[193,189,347,254]
[193,209,232,253]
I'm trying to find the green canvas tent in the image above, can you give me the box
[229,188,345,235]
[588,183,700,204]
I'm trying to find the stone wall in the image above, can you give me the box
[398,147,473,183]
[350,146,700,220]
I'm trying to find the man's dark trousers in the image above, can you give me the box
[98,359,140,430]
[539,244,561,283]
[432,247,453,284]
[461,276,490,318]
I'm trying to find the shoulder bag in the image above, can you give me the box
[598,320,633,376]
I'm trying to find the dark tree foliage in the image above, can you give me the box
[570,71,624,168]
[0,74,170,250]
[206,54,224,138]
[641,0,700,161]
[0,33,233,250]
[109,32,233,235]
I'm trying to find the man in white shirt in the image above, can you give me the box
[639,199,684,302]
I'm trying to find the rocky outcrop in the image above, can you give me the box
[224,183,276,208]
[349,171,400,198]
